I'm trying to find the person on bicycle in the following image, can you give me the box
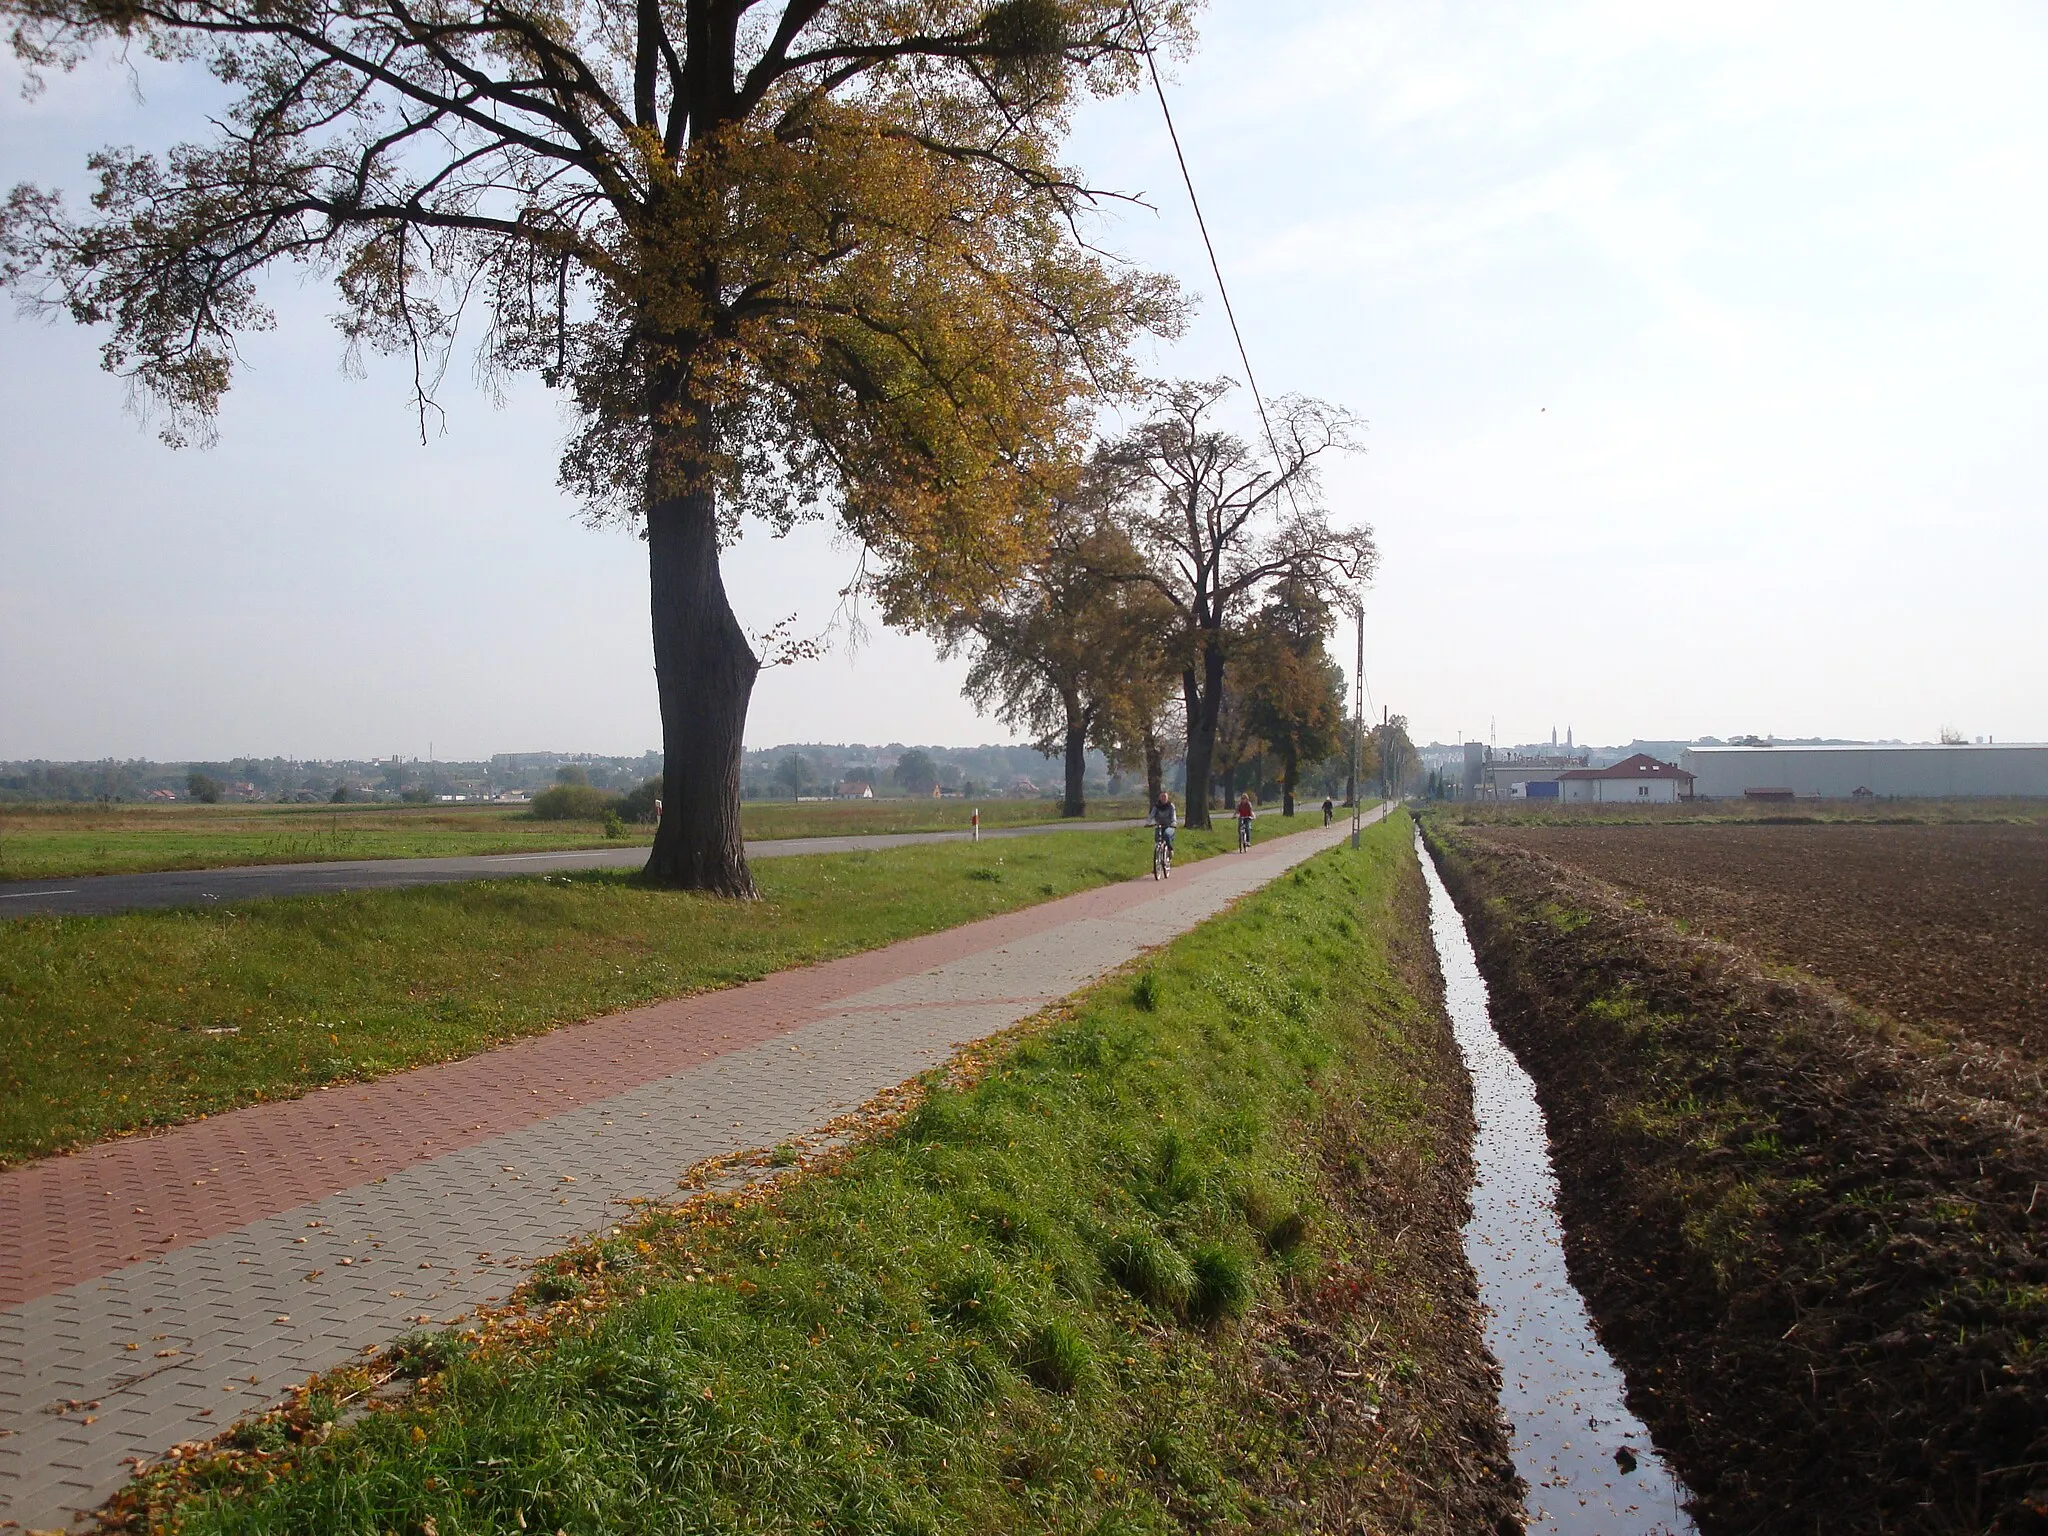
[1151,791,1177,849]
[1235,792,1255,850]
[1150,791,1177,874]
[1321,795,1334,826]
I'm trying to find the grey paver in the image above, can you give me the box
[0,815,1374,1528]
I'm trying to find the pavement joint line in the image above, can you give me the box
[0,811,1386,1530]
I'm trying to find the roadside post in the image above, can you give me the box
[1351,596,1365,849]
[971,807,980,843]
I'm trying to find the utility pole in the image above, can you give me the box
[1350,596,1364,848]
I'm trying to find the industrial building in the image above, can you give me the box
[1681,743,2048,800]
[1462,746,1590,801]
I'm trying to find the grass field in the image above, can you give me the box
[114,816,1523,1536]
[740,797,1144,840]
[0,824,1227,1169]
[0,798,1147,882]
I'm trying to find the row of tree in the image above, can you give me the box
[2,0,1374,883]
[939,379,1371,828]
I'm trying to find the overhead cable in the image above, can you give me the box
[1126,1,1290,485]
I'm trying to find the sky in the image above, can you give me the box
[3,0,2045,761]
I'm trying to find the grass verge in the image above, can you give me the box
[0,825,1228,1169]
[0,800,1147,881]
[0,802,644,880]
[106,815,1520,1536]
[739,797,1145,841]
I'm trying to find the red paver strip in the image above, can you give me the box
[0,827,1328,1308]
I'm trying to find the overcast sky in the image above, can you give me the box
[3,1,2044,761]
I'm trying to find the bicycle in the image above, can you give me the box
[1236,815,1252,853]
[1153,824,1173,880]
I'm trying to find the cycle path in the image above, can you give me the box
[0,819,1144,919]
[0,810,1382,1530]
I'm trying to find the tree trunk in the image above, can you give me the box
[644,469,760,896]
[1179,638,1225,830]
[1143,728,1163,808]
[1281,744,1297,816]
[1061,716,1086,818]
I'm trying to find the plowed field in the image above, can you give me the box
[1482,821,2048,1053]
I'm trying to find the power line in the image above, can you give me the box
[1129,3,1374,726]
[1127,2,1288,480]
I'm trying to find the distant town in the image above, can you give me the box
[6,732,2043,805]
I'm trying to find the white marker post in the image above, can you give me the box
[971,807,980,842]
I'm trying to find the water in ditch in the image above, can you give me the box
[1416,830,1699,1536]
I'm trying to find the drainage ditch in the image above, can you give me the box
[1416,829,1698,1536]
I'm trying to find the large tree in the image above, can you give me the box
[1,0,1187,894]
[1088,621,1180,806]
[1377,711,1417,801]
[1097,379,1373,827]
[1239,585,1346,816]
[943,508,1172,816]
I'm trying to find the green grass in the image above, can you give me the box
[738,797,1145,841]
[0,802,631,881]
[0,799,1148,882]
[0,825,1230,1169]
[118,817,1441,1536]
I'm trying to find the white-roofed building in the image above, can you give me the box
[1680,743,2048,799]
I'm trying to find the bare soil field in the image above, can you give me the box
[1428,820,2048,1534]
[1482,820,2048,1054]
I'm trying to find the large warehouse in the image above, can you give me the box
[1680,743,2048,800]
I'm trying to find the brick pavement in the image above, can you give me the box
[0,812,1379,1530]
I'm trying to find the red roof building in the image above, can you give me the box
[1556,753,1695,803]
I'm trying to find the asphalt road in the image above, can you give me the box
[0,819,1146,918]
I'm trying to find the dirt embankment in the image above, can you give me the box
[1427,822,2048,1536]
[1236,840,1524,1534]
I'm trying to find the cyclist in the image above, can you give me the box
[1321,795,1334,826]
[1235,792,1255,851]
[1150,790,1177,877]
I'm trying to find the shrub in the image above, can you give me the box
[186,771,222,803]
[601,810,626,839]
[528,784,619,821]
[616,776,662,823]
